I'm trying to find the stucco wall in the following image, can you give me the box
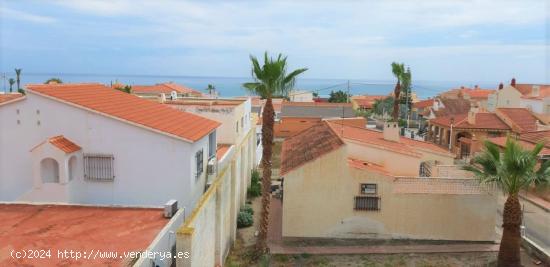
[282,147,497,241]
[0,91,211,209]
[177,127,256,267]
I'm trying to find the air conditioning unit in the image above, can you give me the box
[207,157,217,175]
[164,199,178,218]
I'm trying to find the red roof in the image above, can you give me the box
[488,136,550,155]
[327,121,452,157]
[413,99,434,109]
[514,84,550,96]
[352,95,386,109]
[430,113,510,130]
[132,82,203,96]
[496,108,540,132]
[216,144,231,160]
[26,83,220,142]
[281,122,344,175]
[1,204,168,267]
[462,88,495,99]
[348,157,390,176]
[48,135,81,153]
[520,130,550,145]
[0,93,24,106]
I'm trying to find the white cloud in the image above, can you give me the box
[0,7,56,24]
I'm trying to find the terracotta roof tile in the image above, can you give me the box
[0,93,24,106]
[433,98,471,117]
[520,130,550,146]
[281,122,344,175]
[488,136,550,155]
[49,135,81,153]
[413,99,434,109]
[216,144,231,160]
[26,83,220,142]
[496,108,539,132]
[327,122,452,157]
[351,95,386,109]
[348,157,391,176]
[431,113,510,130]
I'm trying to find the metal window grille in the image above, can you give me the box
[354,196,380,211]
[84,154,115,181]
[195,149,204,179]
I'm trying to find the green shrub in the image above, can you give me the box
[247,183,261,198]
[242,204,254,215]
[251,169,260,184]
[237,211,253,228]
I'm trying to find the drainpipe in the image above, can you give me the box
[449,117,454,151]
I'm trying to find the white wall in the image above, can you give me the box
[0,92,212,210]
[520,98,544,114]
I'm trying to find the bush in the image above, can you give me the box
[242,204,254,215]
[247,169,262,198]
[237,211,253,228]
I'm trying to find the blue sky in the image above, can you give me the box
[0,0,548,83]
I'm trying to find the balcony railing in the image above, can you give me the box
[393,176,493,195]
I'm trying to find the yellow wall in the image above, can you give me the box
[282,146,497,241]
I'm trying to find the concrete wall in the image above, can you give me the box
[0,91,211,210]
[176,127,256,267]
[282,147,497,241]
[521,98,544,114]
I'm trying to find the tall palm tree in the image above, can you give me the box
[14,68,22,90]
[8,78,15,93]
[463,139,550,267]
[391,62,404,121]
[243,52,307,255]
[205,84,216,96]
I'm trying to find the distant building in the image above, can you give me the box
[281,101,355,118]
[280,121,496,241]
[289,90,313,102]
[487,81,550,114]
[350,95,387,111]
[131,82,204,98]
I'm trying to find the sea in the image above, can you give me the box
[0,73,499,99]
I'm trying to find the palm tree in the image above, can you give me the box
[243,52,307,255]
[463,138,550,267]
[8,78,15,93]
[14,68,22,90]
[205,84,216,96]
[390,62,411,121]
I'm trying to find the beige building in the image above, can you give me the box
[281,121,496,241]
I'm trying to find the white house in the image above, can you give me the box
[0,83,220,210]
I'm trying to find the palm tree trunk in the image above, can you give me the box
[256,98,274,255]
[498,194,522,267]
[392,81,401,121]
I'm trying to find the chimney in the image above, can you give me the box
[160,93,167,103]
[511,78,516,87]
[383,121,400,142]
[474,85,479,89]
[468,106,478,124]
[498,83,504,90]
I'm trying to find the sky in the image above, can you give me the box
[0,0,548,84]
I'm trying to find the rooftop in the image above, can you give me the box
[131,82,203,96]
[281,122,344,175]
[488,136,550,155]
[430,112,510,130]
[0,93,24,106]
[26,83,220,142]
[413,99,435,109]
[497,108,540,132]
[0,204,168,266]
[351,95,386,109]
[520,130,550,145]
[347,157,390,176]
[47,135,81,153]
[216,144,232,160]
[327,121,453,157]
[164,98,245,107]
[281,101,355,118]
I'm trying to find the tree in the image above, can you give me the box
[243,52,307,255]
[14,68,22,90]
[390,62,411,121]
[45,78,63,84]
[328,90,350,103]
[8,78,15,93]
[463,139,550,267]
[205,84,216,96]
[372,96,394,117]
[312,91,319,98]
[115,85,132,94]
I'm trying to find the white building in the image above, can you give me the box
[0,83,220,210]
[289,90,313,102]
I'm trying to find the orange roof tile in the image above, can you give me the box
[48,135,81,153]
[216,144,231,160]
[520,130,550,146]
[281,122,344,175]
[514,84,550,96]
[26,83,220,142]
[413,99,434,109]
[0,93,24,106]
[430,113,510,130]
[131,82,203,96]
[462,88,495,99]
[496,108,540,132]
[352,95,386,109]
[283,101,352,107]
[327,121,452,157]
[487,136,550,155]
[1,204,168,267]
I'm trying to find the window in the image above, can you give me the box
[354,196,380,211]
[195,149,204,179]
[241,116,244,130]
[84,154,115,181]
[208,132,216,159]
[360,183,377,194]
[236,121,239,133]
